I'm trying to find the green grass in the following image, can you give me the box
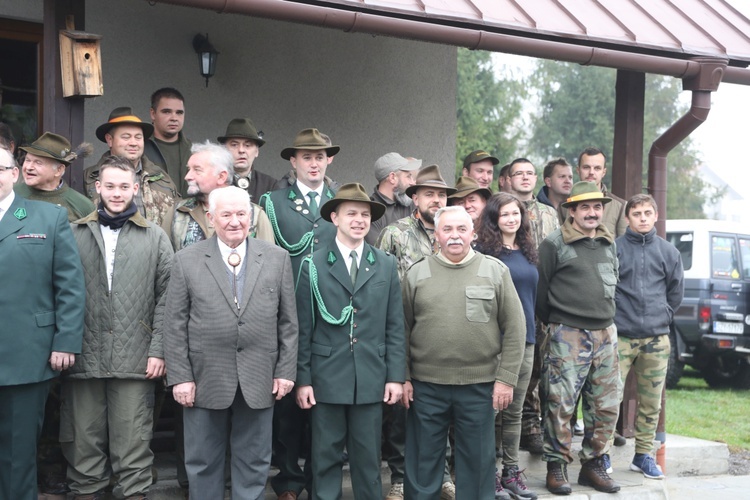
[666,367,750,451]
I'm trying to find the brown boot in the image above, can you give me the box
[545,461,572,495]
[578,457,621,493]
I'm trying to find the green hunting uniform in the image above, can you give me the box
[296,241,405,499]
[259,181,338,496]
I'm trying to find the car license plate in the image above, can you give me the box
[714,321,744,334]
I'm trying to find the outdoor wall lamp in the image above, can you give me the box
[192,34,219,87]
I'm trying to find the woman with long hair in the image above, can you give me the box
[475,192,539,500]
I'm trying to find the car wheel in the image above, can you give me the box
[702,357,750,389]
[666,330,684,389]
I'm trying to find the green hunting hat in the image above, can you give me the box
[561,181,612,208]
[320,182,386,223]
[217,118,266,147]
[449,176,492,201]
[95,107,154,143]
[405,164,457,197]
[463,149,499,170]
[280,128,340,160]
[19,132,74,165]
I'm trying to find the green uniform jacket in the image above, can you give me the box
[0,195,85,385]
[259,182,337,280]
[296,242,406,405]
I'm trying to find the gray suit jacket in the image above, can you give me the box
[164,235,298,410]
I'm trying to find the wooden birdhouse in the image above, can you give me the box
[59,28,103,98]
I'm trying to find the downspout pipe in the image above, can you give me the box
[648,58,726,237]
[150,0,750,83]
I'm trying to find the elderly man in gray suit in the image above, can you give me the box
[164,186,298,500]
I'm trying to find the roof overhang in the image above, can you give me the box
[149,0,750,85]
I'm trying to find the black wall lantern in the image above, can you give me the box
[192,34,219,87]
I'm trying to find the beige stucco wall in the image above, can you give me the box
[0,0,457,190]
[84,0,457,190]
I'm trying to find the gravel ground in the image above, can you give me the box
[729,449,750,475]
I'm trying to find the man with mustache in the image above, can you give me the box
[557,148,626,237]
[171,141,273,251]
[376,164,457,500]
[365,152,421,245]
[401,206,525,500]
[536,181,621,495]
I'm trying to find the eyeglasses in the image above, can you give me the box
[0,165,17,171]
[510,170,536,178]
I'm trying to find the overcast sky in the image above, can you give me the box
[492,0,750,196]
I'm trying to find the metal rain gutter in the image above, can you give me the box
[151,0,750,84]
[648,58,726,236]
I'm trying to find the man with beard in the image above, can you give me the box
[64,156,174,500]
[536,181,621,495]
[144,88,192,197]
[376,164,457,500]
[172,141,273,251]
[365,152,421,245]
[218,118,277,204]
[401,206,525,500]
[84,107,179,232]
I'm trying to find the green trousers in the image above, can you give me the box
[60,378,155,499]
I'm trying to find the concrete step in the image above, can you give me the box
[67,433,725,499]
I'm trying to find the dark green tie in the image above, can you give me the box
[349,250,358,286]
[308,191,318,217]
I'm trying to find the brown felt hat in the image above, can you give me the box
[320,183,386,223]
[561,181,612,208]
[280,128,340,160]
[463,149,499,170]
[95,107,154,143]
[217,118,265,147]
[19,132,73,165]
[449,176,492,201]
[404,164,457,197]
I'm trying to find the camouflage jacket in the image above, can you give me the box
[84,153,179,233]
[376,211,437,280]
[170,196,274,251]
[523,196,560,249]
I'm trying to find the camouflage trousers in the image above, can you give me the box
[618,334,670,455]
[521,323,547,437]
[541,323,621,464]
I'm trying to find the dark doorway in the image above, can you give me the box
[0,18,42,155]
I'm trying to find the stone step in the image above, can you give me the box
[69,433,725,499]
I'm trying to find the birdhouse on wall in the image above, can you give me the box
[59,29,103,98]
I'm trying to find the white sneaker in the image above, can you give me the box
[440,481,456,500]
[385,482,404,500]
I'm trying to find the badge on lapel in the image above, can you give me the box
[366,250,376,265]
[14,208,27,220]
[327,251,337,265]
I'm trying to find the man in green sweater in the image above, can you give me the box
[402,206,526,500]
[536,181,621,495]
[15,132,94,222]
